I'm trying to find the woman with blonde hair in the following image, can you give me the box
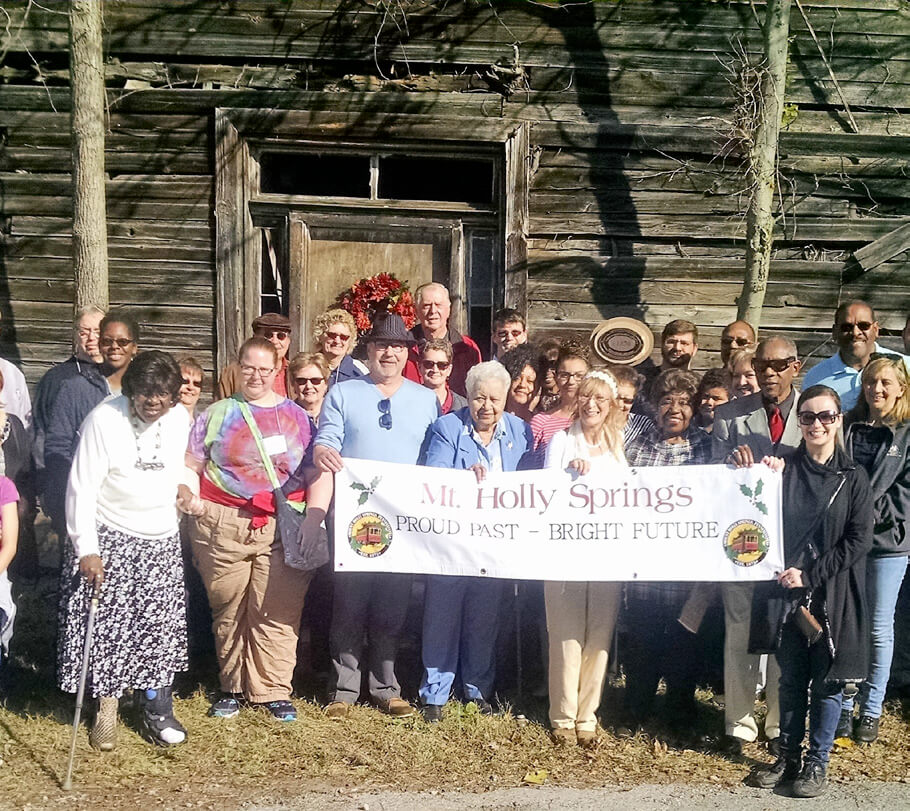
[727,346,760,399]
[312,309,367,387]
[289,352,330,426]
[544,369,626,747]
[836,354,910,744]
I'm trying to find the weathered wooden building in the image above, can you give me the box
[1,0,908,387]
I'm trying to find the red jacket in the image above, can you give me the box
[404,325,482,397]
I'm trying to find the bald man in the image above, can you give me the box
[720,320,756,366]
[404,282,481,397]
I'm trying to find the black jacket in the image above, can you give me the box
[750,444,874,682]
[42,363,109,525]
[844,418,910,558]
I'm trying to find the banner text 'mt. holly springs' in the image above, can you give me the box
[413,476,716,542]
[334,459,783,581]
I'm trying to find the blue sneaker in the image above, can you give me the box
[209,694,241,719]
[259,699,297,722]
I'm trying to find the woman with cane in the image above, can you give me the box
[57,351,192,750]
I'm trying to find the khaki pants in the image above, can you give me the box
[722,582,780,741]
[545,580,621,732]
[188,501,311,703]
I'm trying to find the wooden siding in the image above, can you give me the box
[0,0,907,385]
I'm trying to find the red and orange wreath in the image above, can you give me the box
[335,273,417,336]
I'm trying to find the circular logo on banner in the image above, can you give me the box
[348,512,393,558]
[723,520,770,567]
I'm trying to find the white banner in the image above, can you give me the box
[333,459,784,581]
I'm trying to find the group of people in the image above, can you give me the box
[0,283,907,799]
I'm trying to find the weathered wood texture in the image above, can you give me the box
[0,0,907,383]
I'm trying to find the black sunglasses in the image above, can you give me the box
[797,410,840,426]
[752,357,796,374]
[837,321,874,334]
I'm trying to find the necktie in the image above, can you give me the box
[768,405,784,445]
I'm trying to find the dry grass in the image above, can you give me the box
[1,573,909,809]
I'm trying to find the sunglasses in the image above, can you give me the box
[496,329,524,339]
[324,331,350,343]
[295,376,325,386]
[181,377,202,388]
[421,359,451,371]
[377,398,392,430]
[837,321,874,334]
[752,357,796,374]
[100,337,135,349]
[721,336,752,347]
[797,410,840,426]
[256,329,289,341]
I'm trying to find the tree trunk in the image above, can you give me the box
[69,0,109,311]
[738,0,791,329]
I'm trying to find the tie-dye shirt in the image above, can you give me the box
[187,395,313,499]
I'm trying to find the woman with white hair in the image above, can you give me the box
[544,369,627,747]
[418,361,533,722]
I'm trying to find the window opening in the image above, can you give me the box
[378,156,494,204]
[260,153,371,198]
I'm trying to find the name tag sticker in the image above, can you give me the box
[262,434,287,456]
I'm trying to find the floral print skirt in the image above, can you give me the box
[57,524,188,698]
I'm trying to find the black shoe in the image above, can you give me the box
[720,735,743,756]
[139,686,187,747]
[766,737,781,758]
[421,704,443,723]
[834,708,854,739]
[473,699,494,716]
[854,714,879,744]
[746,756,801,789]
[791,761,828,798]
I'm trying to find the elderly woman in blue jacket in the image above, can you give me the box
[418,361,533,722]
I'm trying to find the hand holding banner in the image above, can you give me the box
[333,459,783,581]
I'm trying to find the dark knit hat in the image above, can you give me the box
[363,313,416,345]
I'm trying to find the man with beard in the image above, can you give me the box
[314,313,438,720]
[637,319,699,405]
[803,300,908,411]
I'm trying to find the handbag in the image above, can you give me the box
[236,400,329,572]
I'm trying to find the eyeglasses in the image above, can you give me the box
[837,320,874,334]
[658,396,692,409]
[181,377,202,388]
[578,394,610,405]
[797,410,840,426]
[99,337,135,349]
[324,331,350,343]
[377,398,392,430]
[752,357,796,374]
[617,396,635,407]
[421,360,450,371]
[295,376,325,386]
[721,336,752,347]
[255,329,289,341]
[556,371,586,382]
[240,365,276,378]
[78,328,100,338]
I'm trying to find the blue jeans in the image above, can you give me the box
[842,555,909,718]
[776,621,843,766]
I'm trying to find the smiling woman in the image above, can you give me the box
[58,350,191,751]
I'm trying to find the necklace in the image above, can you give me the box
[130,408,164,471]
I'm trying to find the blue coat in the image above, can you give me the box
[423,408,533,472]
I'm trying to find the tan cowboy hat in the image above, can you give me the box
[590,318,654,365]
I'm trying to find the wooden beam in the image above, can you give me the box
[851,220,910,275]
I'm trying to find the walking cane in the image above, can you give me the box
[62,579,101,791]
[514,582,523,704]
